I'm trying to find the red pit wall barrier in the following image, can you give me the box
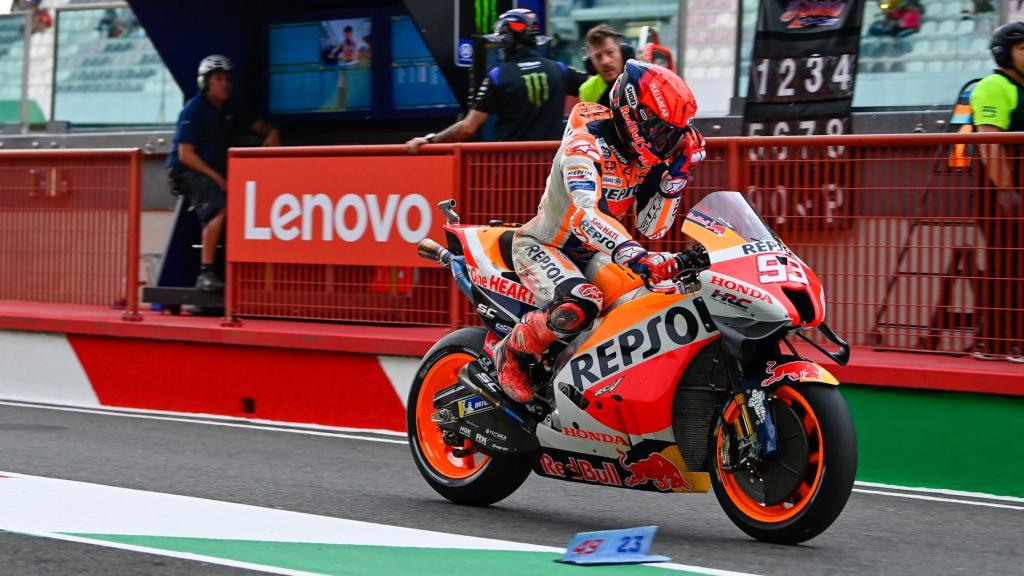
[67,334,407,431]
[227,134,1023,358]
[0,149,141,318]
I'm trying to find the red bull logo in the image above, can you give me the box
[618,451,690,492]
[686,211,728,236]
[541,454,622,487]
[761,360,823,387]
[780,0,846,29]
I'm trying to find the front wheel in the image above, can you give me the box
[407,327,532,506]
[710,384,857,544]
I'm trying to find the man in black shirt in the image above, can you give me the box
[404,8,587,151]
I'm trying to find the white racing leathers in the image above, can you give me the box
[512,102,691,311]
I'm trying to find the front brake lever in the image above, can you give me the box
[673,267,700,283]
[643,275,678,294]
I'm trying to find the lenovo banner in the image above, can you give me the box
[227,155,455,267]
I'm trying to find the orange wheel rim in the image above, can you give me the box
[415,353,491,480]
[717,385,824,523]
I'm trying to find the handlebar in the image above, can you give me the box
[639,245,710,293]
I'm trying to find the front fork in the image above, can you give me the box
[720,374,778,470]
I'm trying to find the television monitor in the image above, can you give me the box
[390,15,457,110]
[268,17,372,114]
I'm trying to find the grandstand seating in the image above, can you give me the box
[50,4,182,124]
[683,0,737,115]
[0,14,26,104]
[0,1,182,124]
[853,0,997,107]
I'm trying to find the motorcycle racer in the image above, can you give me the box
[494,59,708,403]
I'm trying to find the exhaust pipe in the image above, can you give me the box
[417,238,454,266]
[418,238,473,298]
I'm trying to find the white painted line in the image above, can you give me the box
[0,529,328,576]
[854,481,1024,504]
[4,398,1023,510]
[0,472,760,576]
[0,472,553,549]
[853,488,1024,511]
[6,529,764,576]
[650,563,763,576]
[0,400,408,445]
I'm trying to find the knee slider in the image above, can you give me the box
[547,282,602,335]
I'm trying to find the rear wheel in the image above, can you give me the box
[407,327,531,506]
[710,384,857,544]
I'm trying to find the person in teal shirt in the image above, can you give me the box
[579,25,629,106]
[969,22,1024,362]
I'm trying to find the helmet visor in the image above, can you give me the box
[640,109,690,160]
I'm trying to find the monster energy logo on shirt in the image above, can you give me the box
[476,0,498,34]
[523,72,550,107]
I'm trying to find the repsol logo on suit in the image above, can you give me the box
[524,244,568,284]
[569,305,708,389]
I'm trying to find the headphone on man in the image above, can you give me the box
[196,54,234,92]
[581,30,635,76]
[991,22,1024,69]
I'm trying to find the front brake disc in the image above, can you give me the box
[732,399,808,506]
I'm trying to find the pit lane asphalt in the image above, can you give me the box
[0,402,1019,576]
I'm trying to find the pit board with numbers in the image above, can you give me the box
[556,526,669,565]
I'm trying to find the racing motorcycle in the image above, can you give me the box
[408,191,857,544]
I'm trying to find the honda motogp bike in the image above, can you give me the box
[408,191,856,544]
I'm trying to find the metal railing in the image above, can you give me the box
[0,148,141,318]
[226,133,1024,358]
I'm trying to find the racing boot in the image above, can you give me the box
[493,309,559,403]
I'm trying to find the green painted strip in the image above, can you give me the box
[844,385,1024,498]
[69,536,706,576]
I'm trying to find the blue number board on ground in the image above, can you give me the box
[557,525,670,565]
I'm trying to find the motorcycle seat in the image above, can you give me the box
[469,226,518,276]
[498,229,516,272]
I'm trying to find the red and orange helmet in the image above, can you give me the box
[610,59,698,166]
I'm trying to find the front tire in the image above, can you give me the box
[710,384,857,544]
[407,327,532,506]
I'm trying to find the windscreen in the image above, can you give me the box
[681,191,780,252]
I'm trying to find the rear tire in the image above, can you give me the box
[408,327,532,506]
[710,384,857,544]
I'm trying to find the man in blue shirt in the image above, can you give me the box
[166,55,280,291]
